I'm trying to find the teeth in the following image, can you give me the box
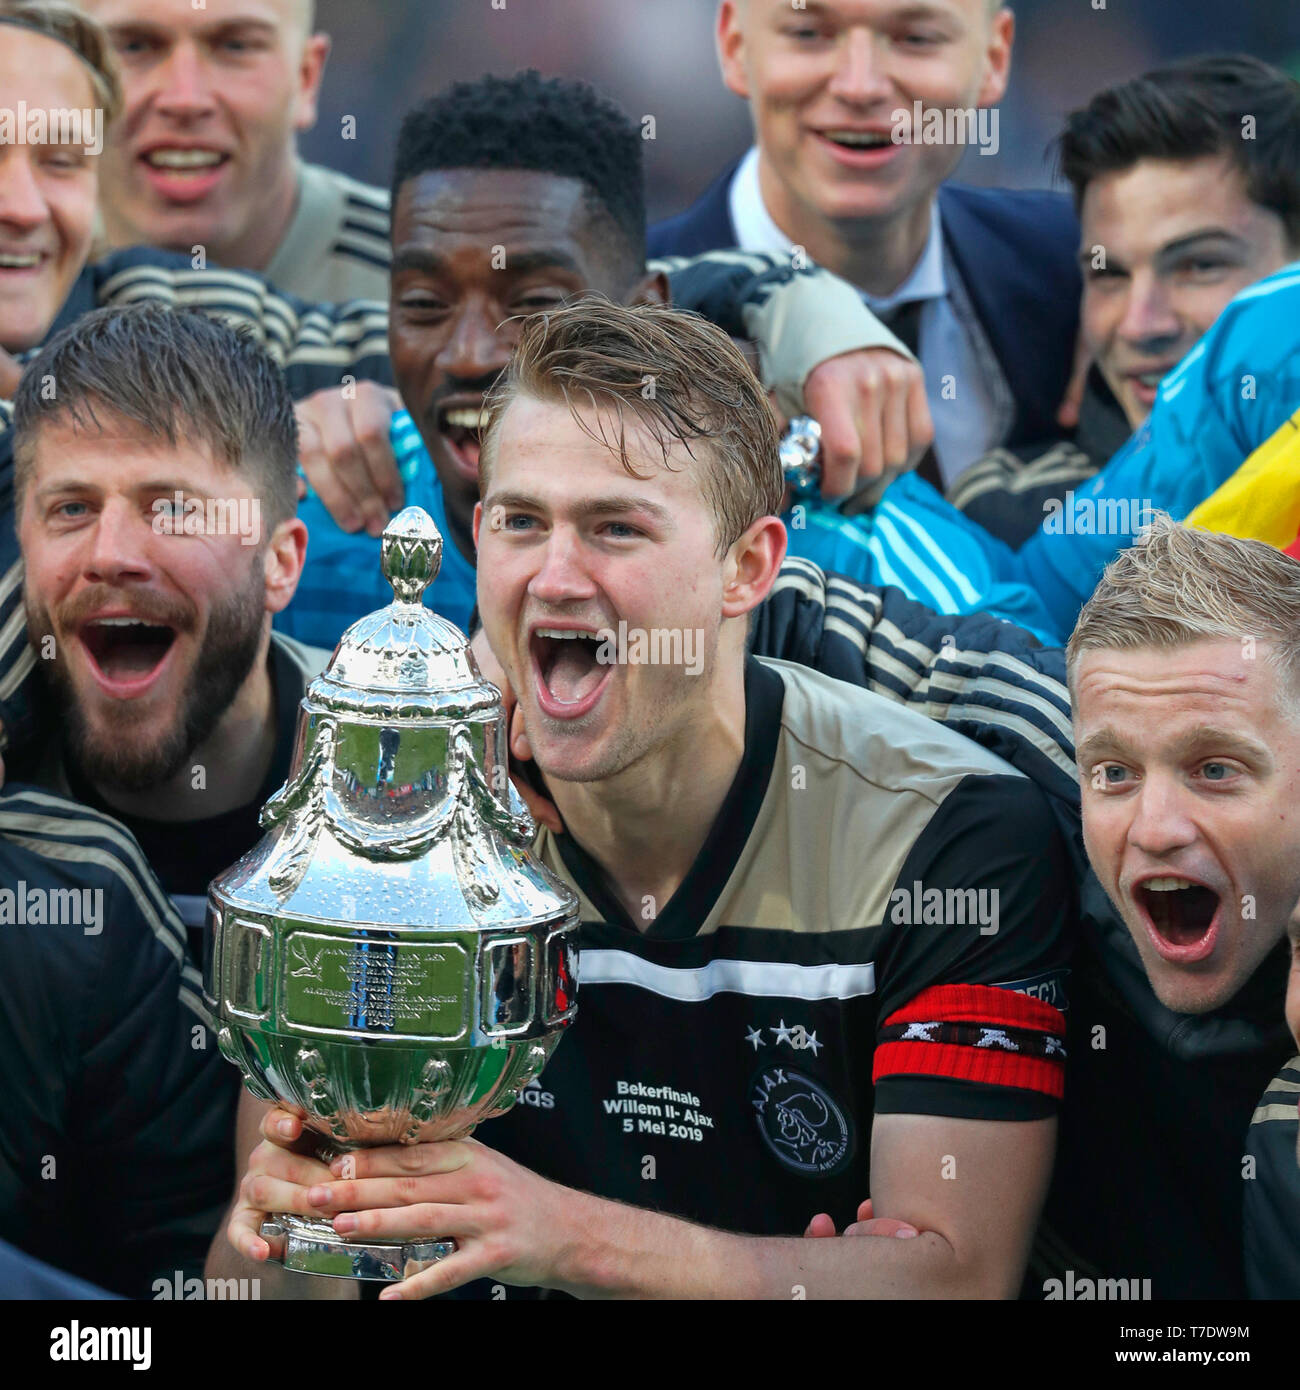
[535,628,597,641]
[91,617,148,628]
[1144,877,1198,891]
[826,130,891,147]
[1138,372,1165,387]
[0,254,40,268]
[444,408,487,430]
[146,149,223,169]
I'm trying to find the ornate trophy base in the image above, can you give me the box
[261,1215,455,1282]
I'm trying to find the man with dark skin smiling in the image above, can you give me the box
[279,70,938,643]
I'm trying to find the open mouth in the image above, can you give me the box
[142,147,229,177]
[437,403,486,480]
[1124,365,1177,402]
[821,129,895,150]
[0,251,44,272]
[530,626,612,718]
[79,616,177,692]
[1135,875,1221,961]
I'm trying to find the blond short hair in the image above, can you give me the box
[478,296,784,555]
[0,0,123,126]
[1067,513,1300,706]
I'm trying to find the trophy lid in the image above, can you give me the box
[305,506,500,724]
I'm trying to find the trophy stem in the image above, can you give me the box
[261,1214,455,1282]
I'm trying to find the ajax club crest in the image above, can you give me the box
[751,1067,853,1177]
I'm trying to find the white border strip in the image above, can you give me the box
[577,949,876,1002]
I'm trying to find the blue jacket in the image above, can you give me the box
[1013,260,1300,631]
[787,474,1060,644]
[648,158,1082,450]
[834,261,1300,647]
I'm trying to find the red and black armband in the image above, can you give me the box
[873,982,1067,1101]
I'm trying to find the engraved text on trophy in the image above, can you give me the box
[282,932,470,1039]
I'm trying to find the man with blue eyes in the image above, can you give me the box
[277,68,984,643]
[650,0,1082,491]
[82,0,392,303]
[14,305,331,970]
[1044,520,1300,1298]
[1067,522,1300,1025]
[823,519,1300,1297]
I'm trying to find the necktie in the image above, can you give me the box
[879,298,942,491]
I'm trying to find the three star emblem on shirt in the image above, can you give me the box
[745,1020,822,1055]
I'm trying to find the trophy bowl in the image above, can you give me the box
[203,507,579,1281]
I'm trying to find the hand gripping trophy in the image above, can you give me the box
[203,507,579,1281]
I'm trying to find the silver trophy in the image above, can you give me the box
[780,415,823,497]
[203,506,579,1281]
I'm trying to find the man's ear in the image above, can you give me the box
[721,514,787,621]
[975,8,1014,109]
[717,1,751,101]
[263,516,309,614]
[627,269,670,308]
[293,33,332,133]
[472,500,484,549]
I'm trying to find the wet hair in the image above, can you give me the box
[479,296,784,556]
[1068,513,1300,718]
[13,303,298,527]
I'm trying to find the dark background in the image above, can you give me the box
[302,0,1300,217]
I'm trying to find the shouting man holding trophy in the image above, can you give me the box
[213,299,1073,1300]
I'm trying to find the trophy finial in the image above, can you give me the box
[381,505,443,605]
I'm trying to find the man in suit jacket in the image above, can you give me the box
[649,0,1080,487]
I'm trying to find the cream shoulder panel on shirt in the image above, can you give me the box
[535,657,1025,937]
[713,658,1024,935]
[265,162,391,305]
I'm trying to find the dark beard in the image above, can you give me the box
[37,567,268,796]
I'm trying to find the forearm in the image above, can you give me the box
[659,250,908,419]
[553,1193,996,1300]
